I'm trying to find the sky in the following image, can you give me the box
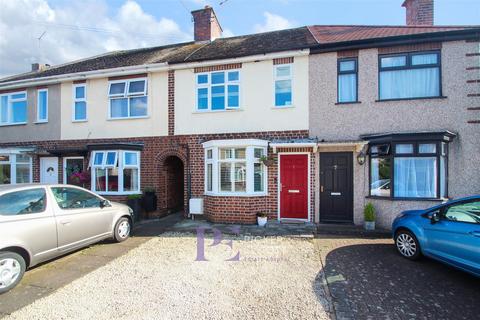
[0,0,478,78]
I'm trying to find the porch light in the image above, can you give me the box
[357,150,366,165]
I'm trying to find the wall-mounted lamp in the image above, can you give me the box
[357,150,367,166]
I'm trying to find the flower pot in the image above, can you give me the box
[257,216,267,227]
[364,221,375,231]
[127,198,143,222]
[142,192,157,213]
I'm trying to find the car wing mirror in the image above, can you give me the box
[430,211,441,224]
[100,200,110,209]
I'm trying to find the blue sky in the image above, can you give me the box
[0,0,479,77]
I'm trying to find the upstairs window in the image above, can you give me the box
[337,58,358,103]
[36,89,48,122]
[196,70,240,111]
[274,64,292,107]
[108,79,147,119]
[73,84,87,121]
[0,91,27,125]
[379,51,441,100]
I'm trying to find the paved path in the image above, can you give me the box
[0,213,182,318]
[314,234,480,320]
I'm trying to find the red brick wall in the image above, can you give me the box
[402,0,434,26]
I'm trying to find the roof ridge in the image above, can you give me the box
[308,24,480,29]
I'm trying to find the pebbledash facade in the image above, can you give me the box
[0,1,479,229]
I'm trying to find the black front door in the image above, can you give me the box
[320,152,353,223]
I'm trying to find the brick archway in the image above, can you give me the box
[156,149,188,215]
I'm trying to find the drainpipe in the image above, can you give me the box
[179,143,191,214]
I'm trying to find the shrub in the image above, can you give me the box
[364,203,376,222]
[127,194,142,200]
[256,212,268,218]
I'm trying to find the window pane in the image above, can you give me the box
[124,152,138,166]
[1,96,8,123]
[111,98,129,118]
[275,80,292,106]
[16,164,30,183]
[51,187,101,209]
[0,164,11,184]
[276,65,291,77]
[254,148,264,158]
[12,101,27,123]
[419,143,436,154]
[123,168,139,192]
[235,148,246,159]
[234,162,246,192]
[381,56,406,68]
[75,86,85,99]
[38,91,47,120]
[94,152,104,165]
[95,168,106,192]
[206,149,212,159]
[254,163,264,192]
[211,86,225,110]
[396,144,413,154]
[106,152,117,166]
[197,74,208,84]
[197,88,208,110]
[370,158,391,197]
[412,53,438,65]
[228,71,239,82]
[440,156,446,198]
[109,82,125,95]
[11,93,26,100]
[107,168,119,192]
[220,149,232,159]
[0,189,46,215]
[394,157,436,198]
[65,158,84,186]
[0,155,10,162]
[130,96,147,117]
[206,163,212,192]
[128,80,145,94]
[338,74,357,103]
[339,60,355,72]
[379,68,440,99]
[211,72,225,84]
[227,85,239,107]
[74,101,87,120]
[16,154,30,163]
[445,201,480,224]
[220,162,232,192]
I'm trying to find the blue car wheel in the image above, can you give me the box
[394,229,422,261]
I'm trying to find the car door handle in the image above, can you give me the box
[469,231,480,237]
[60,220,72,225]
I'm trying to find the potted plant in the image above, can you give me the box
[256,212,268,227]
[127,194,143,222]
[68,171,90,188]
[259,155,275,167]
[364,202,376,231]
[142,187,157,214]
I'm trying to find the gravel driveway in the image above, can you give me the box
[5,233,331,320]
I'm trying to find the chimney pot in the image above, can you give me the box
[191,6,223,42]
[31,63,50,72]
[402,0,434,26]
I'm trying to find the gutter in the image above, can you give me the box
[0,49,309,90]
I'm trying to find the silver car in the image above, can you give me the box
[0,184,133,293]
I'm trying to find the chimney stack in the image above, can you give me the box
[402,0,434,26]
[31,63,50,72]
[191,5,222,42]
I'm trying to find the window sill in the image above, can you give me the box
[96,191,142,196]
[335,101,362,105]
[271,105,295,109]
[193,108,243,114]
[204,192,268,197]
[0,122,27,127]
[34,121,48,124]
[366,195,448,202]
[375,96,447,103]
[72,119,88,123]
[107,116,149,121]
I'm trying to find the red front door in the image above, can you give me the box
[280,154,309,220]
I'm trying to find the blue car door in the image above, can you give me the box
[423,199,480,274]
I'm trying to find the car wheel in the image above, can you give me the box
[114,217,131,242]
[395,229,421,260]
[0,252,26,294]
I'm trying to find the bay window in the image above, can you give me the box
[367,132,453,199]
[0,91,27,125]
[379,51,441,100]
[91,150,140,194]
[196,70,240,111]
[0,153,32,184]
[108,79,147,119]
[203,140,268,196]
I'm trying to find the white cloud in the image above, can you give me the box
[0,0,191,78]
[222,28,235,38]
[254,11,295,33]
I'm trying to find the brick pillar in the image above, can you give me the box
[168,70,175,136]
[402,0,434,26]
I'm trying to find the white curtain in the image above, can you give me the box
[394,157,436,198]
[338,74,356,102]
[380,68,439,99]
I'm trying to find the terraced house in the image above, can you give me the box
[0,0,479,229]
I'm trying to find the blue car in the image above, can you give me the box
[392,196,480,277]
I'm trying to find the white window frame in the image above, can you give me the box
[0,153,33,184]
[72,84,87,122]
[273,64,293,108]
[0,91,28,126]
[90,150,140,195]
[63,156,84,184]
[195,70,241,112]
[36,89,48,123]
[203,139,268,196]
[108,78,148,120]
